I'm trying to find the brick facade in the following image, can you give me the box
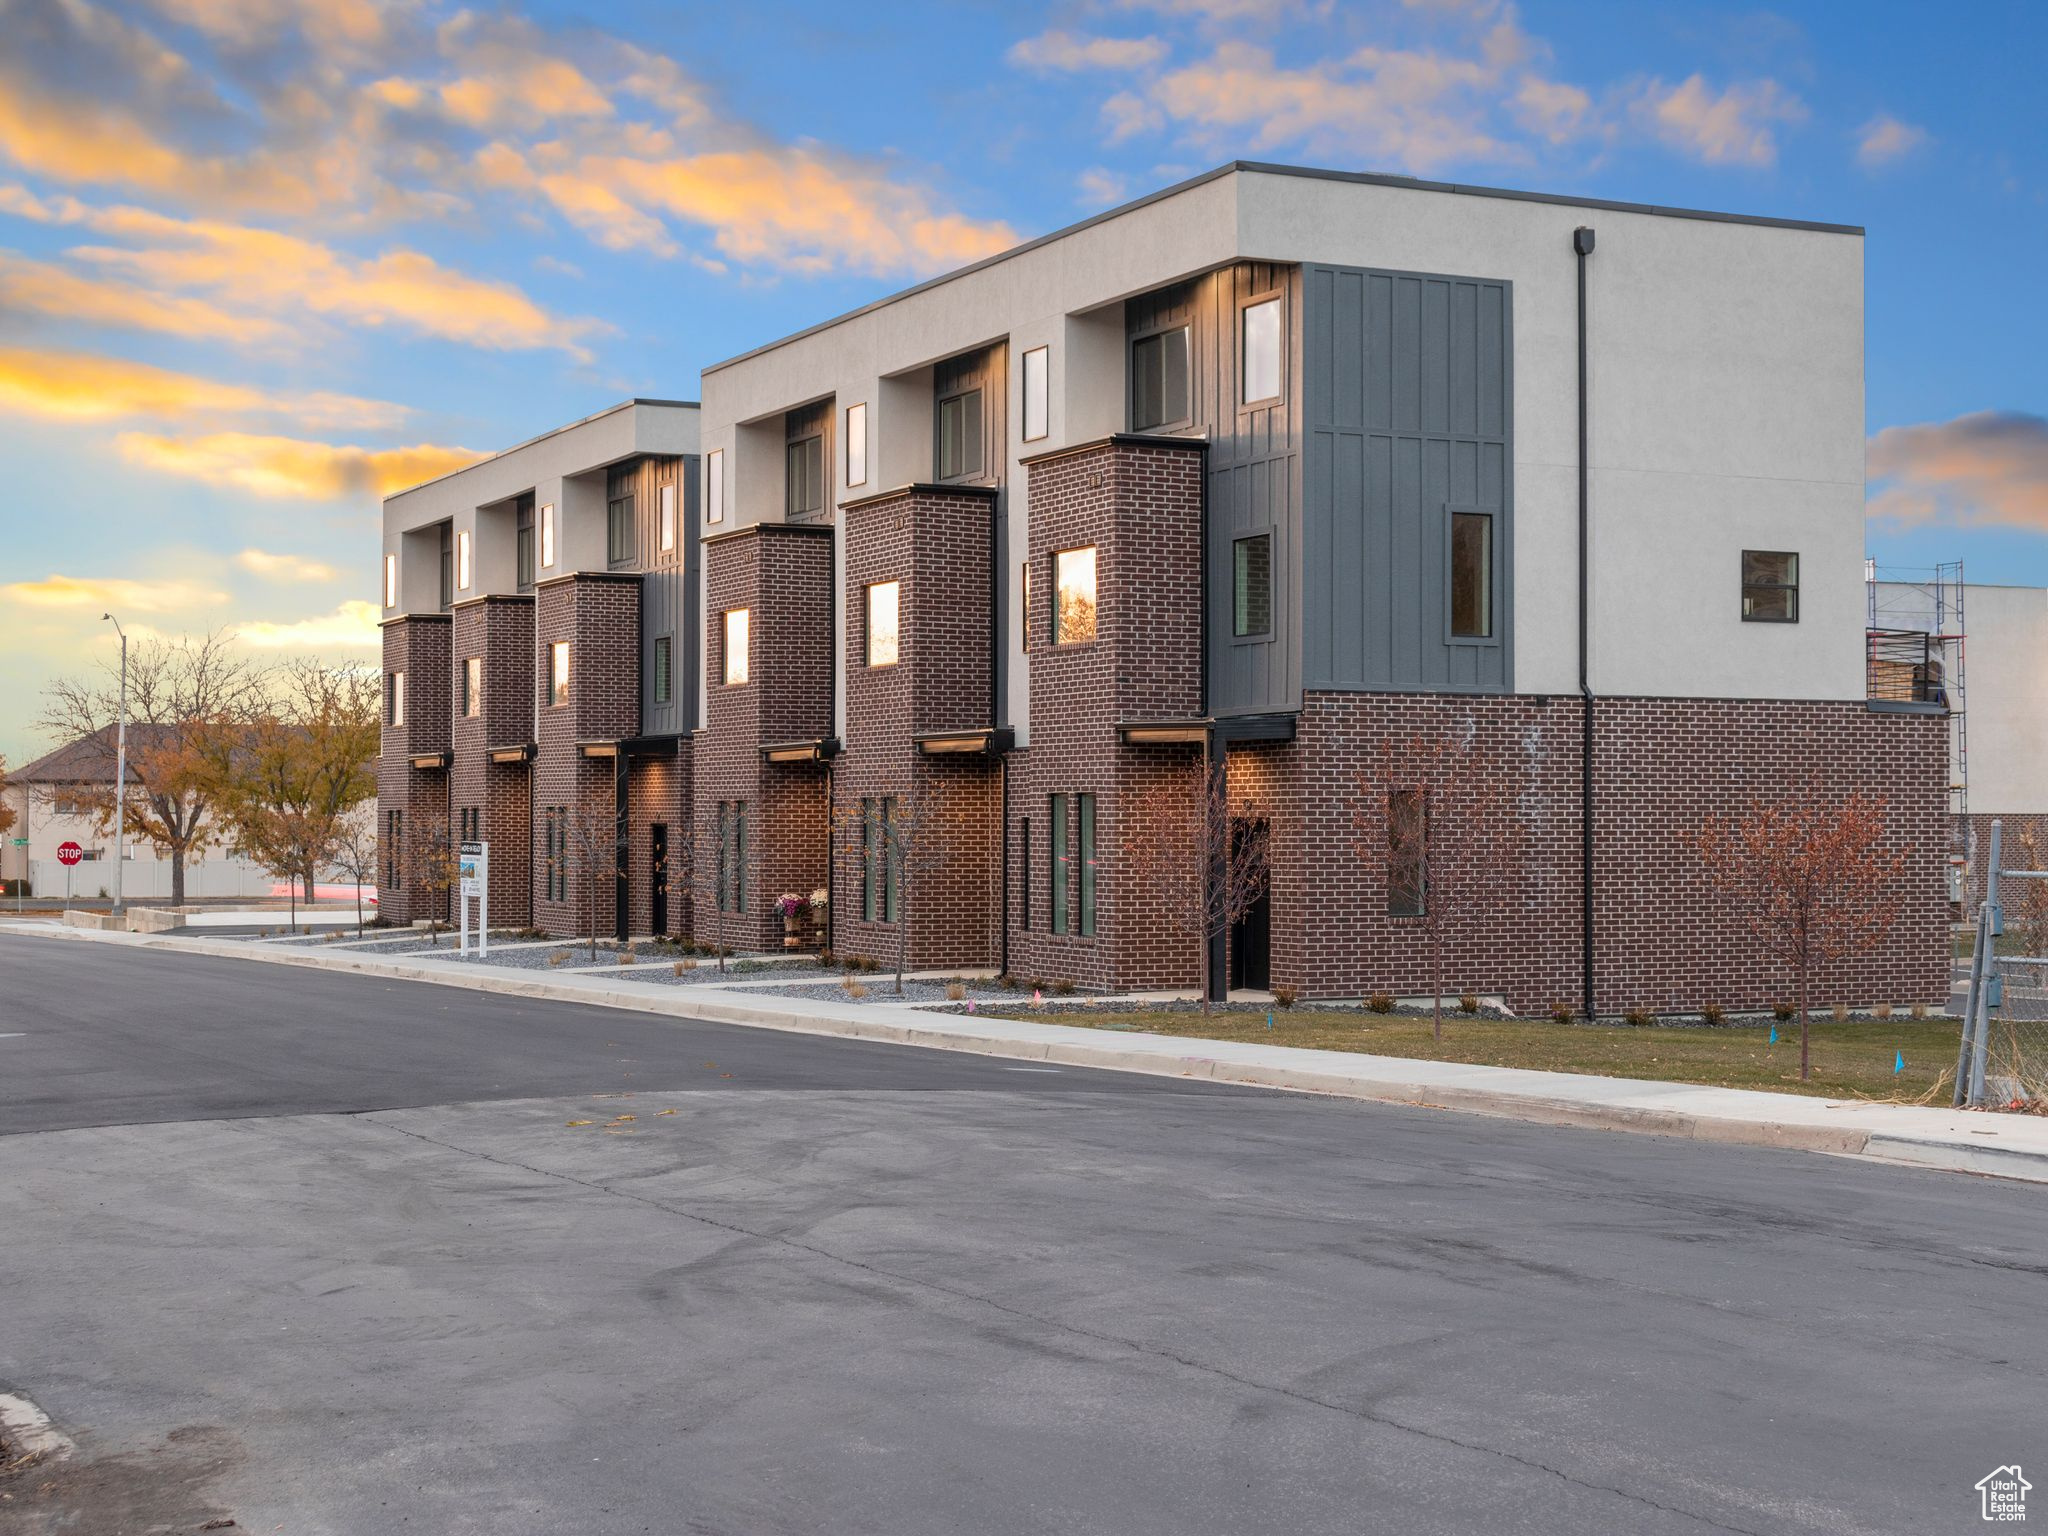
[449,595,535,928]
[375,614,451,926]
[832,485,1002,969]
[691,523,834,952]
[626,742,692,939]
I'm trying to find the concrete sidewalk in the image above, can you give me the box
[12,919,2047,1184]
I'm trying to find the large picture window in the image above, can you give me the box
[866,580,900,667]
[1741,550,1799,622]
[1022,346,1048,443]
[1131,326,1189,431]
[1450,511,1493,639]
[1055,546,1097,645]
[723,608,749,685]
[1241,297,1282,405]
[937,387,983,481]
[1233,533,1272,638]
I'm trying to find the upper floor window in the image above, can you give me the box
[705,450,724,526]
[787,434,824,518]
[456,528,471,592]
[724,608,750,685]
[1055,546,1097,646]
[516,497,535,591]
[1233,533,1272,638]
[845,402,868,488]
[659,482,676,553]
[607,464,636,566]
[653,634,673,705]
[386,670,406,727]
[866,580,900,667]
[1241,296,1282,405]
[1742,551,1799,623]
[1450,511,1493,639]
[462,656,481,717]
[438,522,453,611]
[936,387,983,482]
[1022,346,1049,443]
[383,552,396,609]
[550,641,570,706]
[1131,326,1189,432]
[540,503,555,568]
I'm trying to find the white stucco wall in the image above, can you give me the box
[1904,583,2048,816]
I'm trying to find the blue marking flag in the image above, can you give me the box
[1267,1011,1274,1030]
[1895,1049,1905,1075]
[1769,1024,1778,1044]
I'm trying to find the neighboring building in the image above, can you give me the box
[378,162,1952,1014]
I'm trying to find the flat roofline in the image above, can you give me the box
[704,160,1862,376]
[382,397,700,506]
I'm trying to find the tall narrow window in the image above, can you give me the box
[383,552,397,609]
[462,656,480,717]
[845,402,868,488]
[1020,817,1032,930]
[438,523,453,610]
[936,388,983,481]
[787,434,823,518]
[608,465,635,566]
[1233,533,1272,638]
[881,796,898,923]
[1130,326,1189,431]
[1022,346,1048,443]
[516,497,535,590]
[1019,561,1031,653]
[1077,793,1096,938]
[1055,546,1097,645]
[653,634,672,705]
[386,809,403,889]
[1450,511,1493,639]
[724,608,749,685]
[659,482,676,553]
[1388,790,1427,917]
[1741,551,1799,622]
[732,802,747,915]
[387,670,405,726]
[714,803,729,913]
[540,503,555,568]
[866,580,900,667]
[1241,297,1282,405]
[705,450,723,526]
[456,528,471,591]
[1050,793,1069,936]
[550,641,569,706]
[862,800,879,921]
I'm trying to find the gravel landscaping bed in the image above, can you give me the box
[746,978,1031,1007]
[609,960,847,987]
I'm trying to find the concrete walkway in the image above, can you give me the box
[15,919,2047,1184]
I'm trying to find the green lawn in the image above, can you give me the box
[992,1008,1961,1101]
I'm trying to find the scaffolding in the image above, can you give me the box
[1866,559,1969,900]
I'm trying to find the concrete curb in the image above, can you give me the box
[14,921,2047,1183]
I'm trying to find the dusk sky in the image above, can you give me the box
[2,0,2043,765]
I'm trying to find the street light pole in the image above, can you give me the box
[103,613,128,915]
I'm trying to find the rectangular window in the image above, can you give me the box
[387,670,405,727]
[543,807,560,902]
[1450,511,1493,639]
[705,450,723,526]
[516,498,535,590]
[714,803,729,914]
[936,388,983,481]
[845,402,867,487]
[1022,346,1048,443]
[550,641,569,707]
[386,809,403,889]
[383,552,397,608]
[1019,561,1031,653]
[861,797,899,924]
[460,807,479,843]
[608,466,635,566]
[786,435,823,518]
[866,580,900,667]
[540,503,555,568]
[1050,793,1069,936]
[723,608,749,685]
[1020,817,1032,930]
[882,796,898,923]
[653,634,672,705]
[1741,550,1799,622]
[438,522,453,610]
[1077,793,1096,938]
[1241,296,1282,405]
[1055,546,1097,645]
[862,800,879,921]
[456,529,471,591]
[1388,790,1427,918]
[1233,533,1272,638]
[659,482,676,553]
[1131,326,1189,432]
[462,656,481,717]
[732,802,747,914]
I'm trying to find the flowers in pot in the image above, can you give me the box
[776,892,811,949]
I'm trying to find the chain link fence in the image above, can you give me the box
[1958,820,2048,1110]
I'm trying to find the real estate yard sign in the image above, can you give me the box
[458,841,488,957]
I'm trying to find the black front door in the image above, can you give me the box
[1229,817,1271,992]
[650,823,669,935]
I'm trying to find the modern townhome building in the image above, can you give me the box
[377,161,1951,1015]
[376,398,700,938]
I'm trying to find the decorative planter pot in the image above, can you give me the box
[783,915,801,950]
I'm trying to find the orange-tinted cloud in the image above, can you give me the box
[1009,31,1171,72]
[0,346,401,428]
[234,600,382,647]
[1868,412,2048,531]
[0,249,286,343]
[1630,74,1805,168]
[1,573,227,612]
[235,548,340,583]
[1857,113,1927,169]
[117,430,484,499]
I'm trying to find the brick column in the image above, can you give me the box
[450,595,535,929]
[374,614,451,926]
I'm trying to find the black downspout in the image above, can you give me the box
[993,490,1010,980]
[614,750,629,943]
[1197,447,1228,1004]
[1574,225,1596,1022]
[823,757,835,956]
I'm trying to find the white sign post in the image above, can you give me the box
[458,841,488,956]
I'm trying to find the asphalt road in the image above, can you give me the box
[1,931,2041,1535]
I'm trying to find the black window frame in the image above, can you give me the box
[1129,324,1191,433]
[786,433,824,519]
[652,634,673,705]
[1077,792,1096,938]
[607,464,636,568]
[438,522,454,611]
[1232,532,1273,639]
[1050,793,1069,936]
[1447,508,1496,643]
[935,387,984,483]
[1741,550,1800,624]
[515,495,535,591]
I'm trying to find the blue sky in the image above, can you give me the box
[2,0,2044,765]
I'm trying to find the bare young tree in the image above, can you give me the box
[563,787,625,961]
[1121,757,1269,1013]
[331,814,379,938]
[410,810,461,946]
[37,630,265,904]
[1351,726,1525,1042]
[832,785,959,996]
[1695,792,1905,1081]
[675,810,738,972]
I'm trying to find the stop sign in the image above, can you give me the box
[56,841,83,867]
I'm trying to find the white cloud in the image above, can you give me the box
[1009,31,1171,72]
[1856,113,1927,169]
[234,600,382,648]
[236,548,341,583]
[1630,74,1805,168]
[1868,411,2048,532]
